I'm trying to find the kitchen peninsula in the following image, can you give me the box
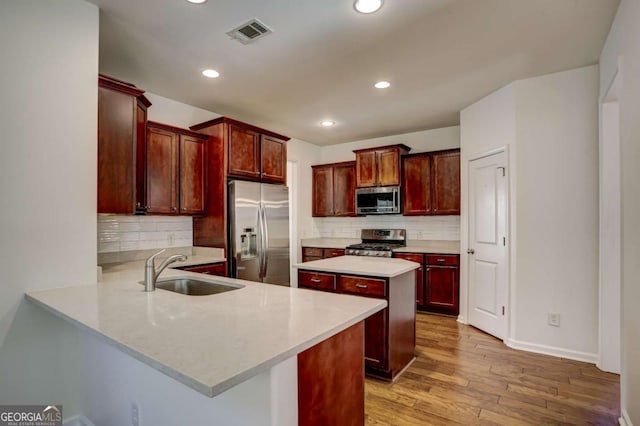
[25,261,386,426]
[294,255,419,380]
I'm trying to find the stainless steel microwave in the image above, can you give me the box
[355,186,401,215]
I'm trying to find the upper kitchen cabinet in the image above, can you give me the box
[97,74,151,214]
[191,117,289,185]
[402,149,460,216]
[146,122,207,215]
[353,144,410,188]
[312,161,356,217]
[432,150,461,215]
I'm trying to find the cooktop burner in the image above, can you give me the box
[345,229,407,257]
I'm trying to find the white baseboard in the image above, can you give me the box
[64,415,95,426]
[619,409,633,426]
[505,338,598,364]
[456,315,468,324]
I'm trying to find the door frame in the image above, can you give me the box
[460,146,511,342]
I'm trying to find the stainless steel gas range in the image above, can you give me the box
[345,229,406,257]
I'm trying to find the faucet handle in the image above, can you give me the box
[145,249,167,266]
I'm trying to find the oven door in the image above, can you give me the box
[355,186,400,215]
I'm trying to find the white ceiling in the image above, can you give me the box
[92,0,618,145]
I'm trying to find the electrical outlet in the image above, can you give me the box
[548,313,561,327]
[131,402,140,426]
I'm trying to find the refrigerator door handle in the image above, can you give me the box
[256,205,264,279]
[261,203,269,277]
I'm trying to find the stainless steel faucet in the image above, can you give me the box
[144,249,188,292]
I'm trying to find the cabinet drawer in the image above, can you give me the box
[426,255,459,266]
[302,247,323,257]
[324,248,345,258]
[393,253,424,264]
[338,275,386,298]
[302,256,322,263]
[298,271,337,291]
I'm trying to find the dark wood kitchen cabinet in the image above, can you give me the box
[97,74,151,214]
[297,269,415,380]
[394,252,459,315]
[425,254,459,315]
[193,117,289,184]
[146,122,206,215]
[175,262,226,277]
[402,149,460,216]
[301,247,345,262]
[311,161,355,217]
[432,150,461,215]
[353,144,410,188]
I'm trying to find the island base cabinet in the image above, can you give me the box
[298,321,364,426]
[298,269,416,381]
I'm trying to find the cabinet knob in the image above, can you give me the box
[146,205,150,209]
[181,207,186,211]
[172,207,177,211]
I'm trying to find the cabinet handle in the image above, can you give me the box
[437,258,445,262]
[146,205,150,209]
[355,284,368,289]
[310,278,321,283]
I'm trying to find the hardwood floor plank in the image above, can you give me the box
[365,314,620,425]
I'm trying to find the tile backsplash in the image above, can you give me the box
[312,215,460,240]
[98,215,193,253]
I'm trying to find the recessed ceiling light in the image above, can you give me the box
[321,120,336,127]
[202,69,220,78]
[374,81,391,89]
[187,0,207,4]
[354,0,383,14]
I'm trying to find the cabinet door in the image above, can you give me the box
[332,163,356,216]
[146,126,178,214]
[312,166,334,217]
[364,309,388,370]
[355,150,377,187]
[179,135,206,215]
[261,135,286,184]
[402,155,432,215]
[98,87,136,214]
[228,124,260,179]
[425,265,459,315]
[377,149,401,186]
[432,151,460,215]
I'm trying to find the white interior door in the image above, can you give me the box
[468,151,508,339]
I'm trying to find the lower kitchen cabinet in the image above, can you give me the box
[175,262,226,277]
[301,247,345,262]
[393,252,460,315]
[298,269,415,380]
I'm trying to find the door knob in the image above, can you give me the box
[467,248,475,254]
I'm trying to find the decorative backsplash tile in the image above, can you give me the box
[311,215,460,240]
[98,215,193,253]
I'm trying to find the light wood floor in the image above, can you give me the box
[365,313,620,425]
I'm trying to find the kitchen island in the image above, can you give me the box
[25,260,386,426]
[294,255,420,380]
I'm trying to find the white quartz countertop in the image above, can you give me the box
[294,255,420,277]
[25,262,386,398]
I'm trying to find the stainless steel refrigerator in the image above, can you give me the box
[228,180,290,286]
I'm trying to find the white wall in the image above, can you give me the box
[599,1,640,423]
[461,66,600,363]
[79,332,296,426]
[512,66,600,358]
[459,84,517,326]
[0,0,99,417]
[145,92,220,129]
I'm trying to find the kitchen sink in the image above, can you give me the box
[147,277,244,296]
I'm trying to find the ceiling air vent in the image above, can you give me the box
[226,19,273,45]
